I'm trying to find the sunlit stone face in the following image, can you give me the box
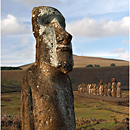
[32,6,74,73]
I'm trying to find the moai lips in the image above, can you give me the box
[21,6,76,130]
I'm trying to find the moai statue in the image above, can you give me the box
[107,83,111,97]
[111,82,117,97]
[96,85,100,95]
[81,83,86,93]
[84,84,88,94]
[111,78,117,97]
[93,84,96,95]
[21,6,76,130]
[103,84,108,96]
[116,82,122,98]
[96,79,103,96]
[88,84,92,94]
[87,84,90,94]
[78,84,82,93]
[99,85,104,96]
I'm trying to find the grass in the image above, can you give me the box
[1,91,129,130]
[1,92,21,115]
[1,80,21,86]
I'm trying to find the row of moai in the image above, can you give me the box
[78,78,122,98]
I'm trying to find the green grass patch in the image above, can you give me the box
[1,92,21,115]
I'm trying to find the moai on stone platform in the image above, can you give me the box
[103,84,108,96]
[21,6,76,130]
[111,82,117,97]
[93,84,96,95]
[96,85,100,96]
[107,83,111,97]
[116,82,122,98]
[88,84,92,94]
[81,83,86,93]
[84,84,88,94]
[96,79,103,96]
[78,84,82,93]
[99,85,104,96]
[87,84,90,94]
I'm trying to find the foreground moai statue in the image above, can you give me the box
[21,6,76,130]
[116,82,122,98]
[107,83,111,97]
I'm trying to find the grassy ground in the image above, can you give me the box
[1,91,129,130]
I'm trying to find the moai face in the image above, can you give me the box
[32,6,74,73]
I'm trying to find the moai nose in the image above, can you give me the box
[56,28,72,45]
[65,32,72,44]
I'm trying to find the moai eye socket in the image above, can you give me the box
[38,15,65,29]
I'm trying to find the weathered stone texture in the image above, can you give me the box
[21,6,75,130]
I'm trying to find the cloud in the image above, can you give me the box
[122,39,129,44]
[119,51,129,61]
[1,14,30,36]
[18,0,61,8]
[112,48,125,53]
[66,17,129,38]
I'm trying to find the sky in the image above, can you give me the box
[1,0,129,66]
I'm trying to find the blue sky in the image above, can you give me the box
[1,0,129,66]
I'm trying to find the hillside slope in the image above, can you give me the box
[20,55,129,70]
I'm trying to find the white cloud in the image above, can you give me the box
[66,17,129,38]
[112,48,125,53]
[18,0,61,7]
[122,39,129,44]
[119,51,129,61]
[1,14,30,36]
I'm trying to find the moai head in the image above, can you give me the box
[32,6,74,73]
[111,78,117,83]
[117,82,121,87]
[99,79,103,85]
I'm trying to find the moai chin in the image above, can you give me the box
[21,6,76,130]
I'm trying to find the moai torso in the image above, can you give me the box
[21,6,76,130]
[116,82,121,98]
[104,84,107,96]
[111,82,116,97]
[107,83,111,97]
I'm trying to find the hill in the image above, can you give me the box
[1,56,129,93]
[19,55,129,70]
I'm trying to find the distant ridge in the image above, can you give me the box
[19,55,129,70]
